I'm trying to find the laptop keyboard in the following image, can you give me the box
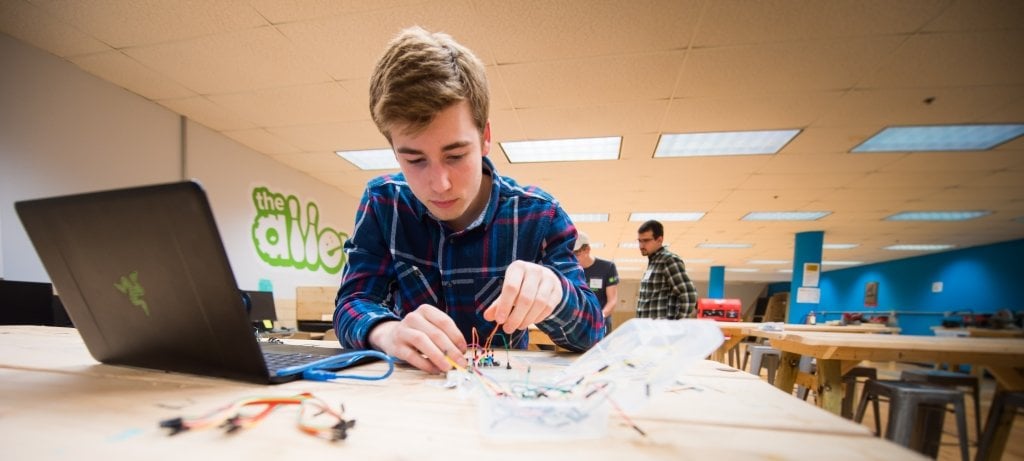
[262,351,329,370]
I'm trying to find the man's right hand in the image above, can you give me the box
[367,304,468,374]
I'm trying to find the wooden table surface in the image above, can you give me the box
[0,325,927,460]
[749,329,1024,461]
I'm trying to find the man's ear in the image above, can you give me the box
[481,121,491,157]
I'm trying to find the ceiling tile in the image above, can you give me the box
[676,36,906,97]
[157,96,256,131]
[250,0,422,24]
[515,100,668,140]
[817,86,1024,127]
[663,92,843,132]
[125,26,332,94]
[499,51,685,109]
[209,82,365,127]
[694,0,948,47]
[269,151,357,173]
[860,30,1024,89]
[70,49,196,99]
[922,0,1024,32]
[31,0,269,48]
[221,128,302,155]
[478,0,701,63]
[267,120,387,152]
[276,0,492,80]
[0,0,110,56]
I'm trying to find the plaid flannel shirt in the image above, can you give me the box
[636,247,698,319]
[333,157,604,352]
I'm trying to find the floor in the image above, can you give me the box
[744,354,1023,460]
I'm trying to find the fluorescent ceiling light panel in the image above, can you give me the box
[336,148,397,170]
[726,268,759,273]
[629,212,706,222]
[823,243,859,249]
[588,242,605,249]
[852,124,1024,152]
[501,136,620,163]
[885,211,990,221]
[568,213,609,222]
[778,269,793,273]
[654,129,800,157]
[697,243,752,249]
[822,260,862,266]
[685,258,714,264]
[748,259,790,265]
[615,258,648,264]
[619,242,640,249]
[884,244,955,251]
[742,211,831,221]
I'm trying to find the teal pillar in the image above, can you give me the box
[709,266,725,298]
[789,231,824,324]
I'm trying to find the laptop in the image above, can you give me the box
[16,181,351,384]
[243,289,278,331]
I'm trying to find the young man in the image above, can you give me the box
[333,27,604,374]
[636,220,698,319]
[573,232,619,334]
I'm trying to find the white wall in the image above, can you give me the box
[0,32,360,301]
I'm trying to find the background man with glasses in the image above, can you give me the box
[635,220,698,319]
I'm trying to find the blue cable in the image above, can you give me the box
[275,350,395,382]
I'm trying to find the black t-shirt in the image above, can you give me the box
[583,258,619,315]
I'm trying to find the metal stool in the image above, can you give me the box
[854,379,970,461]
[976,391,1024,461]
[900,369,982,441]
[842,366,878,419]
[746,345,781,384]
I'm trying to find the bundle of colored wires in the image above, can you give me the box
[159,392,355,441]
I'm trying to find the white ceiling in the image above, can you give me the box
[2,0,1023,282]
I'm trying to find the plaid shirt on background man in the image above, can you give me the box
[637,247,698,319]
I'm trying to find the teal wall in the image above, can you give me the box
[809,239,1024,335]
[768,239,1023,334]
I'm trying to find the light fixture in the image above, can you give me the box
[885,211,990,221]
[654,129,800,157]
[778,269,793,273]
[615,258,648,264]
[823,243,859,249]
[619,242,640,249]
[726,268,759,273]
[852,124,1024,152]
[697,243,752,249]
[500,137,620,163]
[742,211,831,221]
[629,212,706,222]
[884,244,955,251]
[336,148,397,170]
[684,258,714,264]
[822,260,862,266]
[568,213,609,223]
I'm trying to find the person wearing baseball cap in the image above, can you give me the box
[573,232,619,334]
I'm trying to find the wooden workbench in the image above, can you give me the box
[754,330,1024,461]
[0,326,926,460]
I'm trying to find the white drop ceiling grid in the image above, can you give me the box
[1,0,1022,281]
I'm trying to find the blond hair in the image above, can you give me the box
[369,26,489,141]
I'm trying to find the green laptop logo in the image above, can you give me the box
[114,271,150,317]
